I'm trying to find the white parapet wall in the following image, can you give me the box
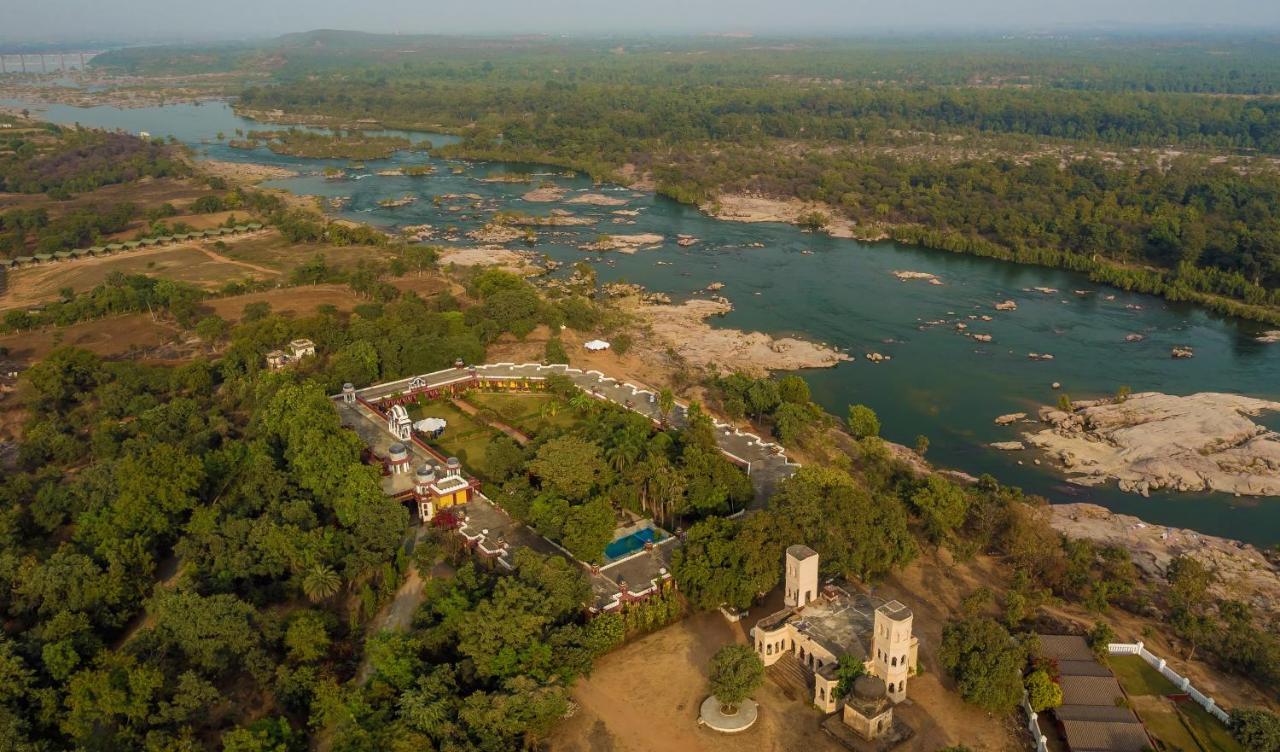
[1022,692,1049,752]
[1107,642,1231,724]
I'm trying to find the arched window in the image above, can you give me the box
[800,648,806,662]
[767,644,773,655]
[891,656,897,667]
[819,687,825,701]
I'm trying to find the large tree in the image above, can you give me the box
[938,617,1027,713]
[528,436,609,501]
[707,644,764,714]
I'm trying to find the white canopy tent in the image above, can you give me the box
[414,418,447,433]
[583,339,611,351]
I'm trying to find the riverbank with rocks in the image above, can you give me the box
[1048,503,1280,622]
[1006,392,1280,497]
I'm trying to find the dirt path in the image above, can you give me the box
[451,397,531,445]
[193,242,281,275]
[112,553,184,649]
[354,532,454,684]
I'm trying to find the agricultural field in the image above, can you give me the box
[0,235,277,311]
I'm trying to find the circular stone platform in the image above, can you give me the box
[698,695,759,733]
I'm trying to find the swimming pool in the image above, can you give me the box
[604,527,660,560]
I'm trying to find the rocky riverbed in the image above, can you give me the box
[1010,392,1280,497]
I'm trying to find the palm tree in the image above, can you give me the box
[658,388,675,424]
[539,399,561,420]
[569,392,594,415]
[606,435,643,474]
[302,563,342,603]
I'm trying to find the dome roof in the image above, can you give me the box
[388,443,409,459]
[852,675,887,702]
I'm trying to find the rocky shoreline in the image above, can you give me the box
[1048,503,1280,622]
[1006,392,1280,497]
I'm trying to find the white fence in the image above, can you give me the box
[1022,692,1049,752]
[1108,642,1231,724]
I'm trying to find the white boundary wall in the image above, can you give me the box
[1108,642,1231,724]
[1022,692,1050,752]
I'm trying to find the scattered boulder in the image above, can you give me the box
[1171,346,1195,359]
[994,300,1018,311]
[893,270,941,283]
[990,441,1026,451]
[994,412,1027,426]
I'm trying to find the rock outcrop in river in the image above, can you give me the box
[1017,392,1280,497]
[611,294,850,375]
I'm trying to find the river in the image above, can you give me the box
[10,99,1280,545]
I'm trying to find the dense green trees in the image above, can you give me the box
[491,394,752,562]
[1231,707,1280,752]
[671,515,785,612]
[0,126,187,196]
[939,617,1028,713]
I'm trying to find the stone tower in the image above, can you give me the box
[784,545,819,608]
[872,600,914,703]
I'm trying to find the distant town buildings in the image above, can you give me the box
[753,546,918,742]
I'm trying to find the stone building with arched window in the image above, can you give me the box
[751,546,918,741]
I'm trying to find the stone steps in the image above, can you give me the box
[769,652,813,701]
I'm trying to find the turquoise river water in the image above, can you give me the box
[9,99,1279,545]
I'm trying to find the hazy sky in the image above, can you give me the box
[7,0,1280,42]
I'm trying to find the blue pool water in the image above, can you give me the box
[605,527,659,560]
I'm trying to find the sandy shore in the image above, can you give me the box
[1015,392,1280,497]
[198,159,299,184]
[618,295,850,375]
[704,193,882,241]
[1048,503,1280,622]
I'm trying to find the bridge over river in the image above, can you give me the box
[0,51,101,74]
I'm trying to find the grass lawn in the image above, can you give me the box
[1177,702,1243,752]
[466,391,577,436]
[1134,697,1203,752]
[1109,654,1179,696]
[410,399,501,478]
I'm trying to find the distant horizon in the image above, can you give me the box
[4,0,1280,46]
[5,25,1280,50]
